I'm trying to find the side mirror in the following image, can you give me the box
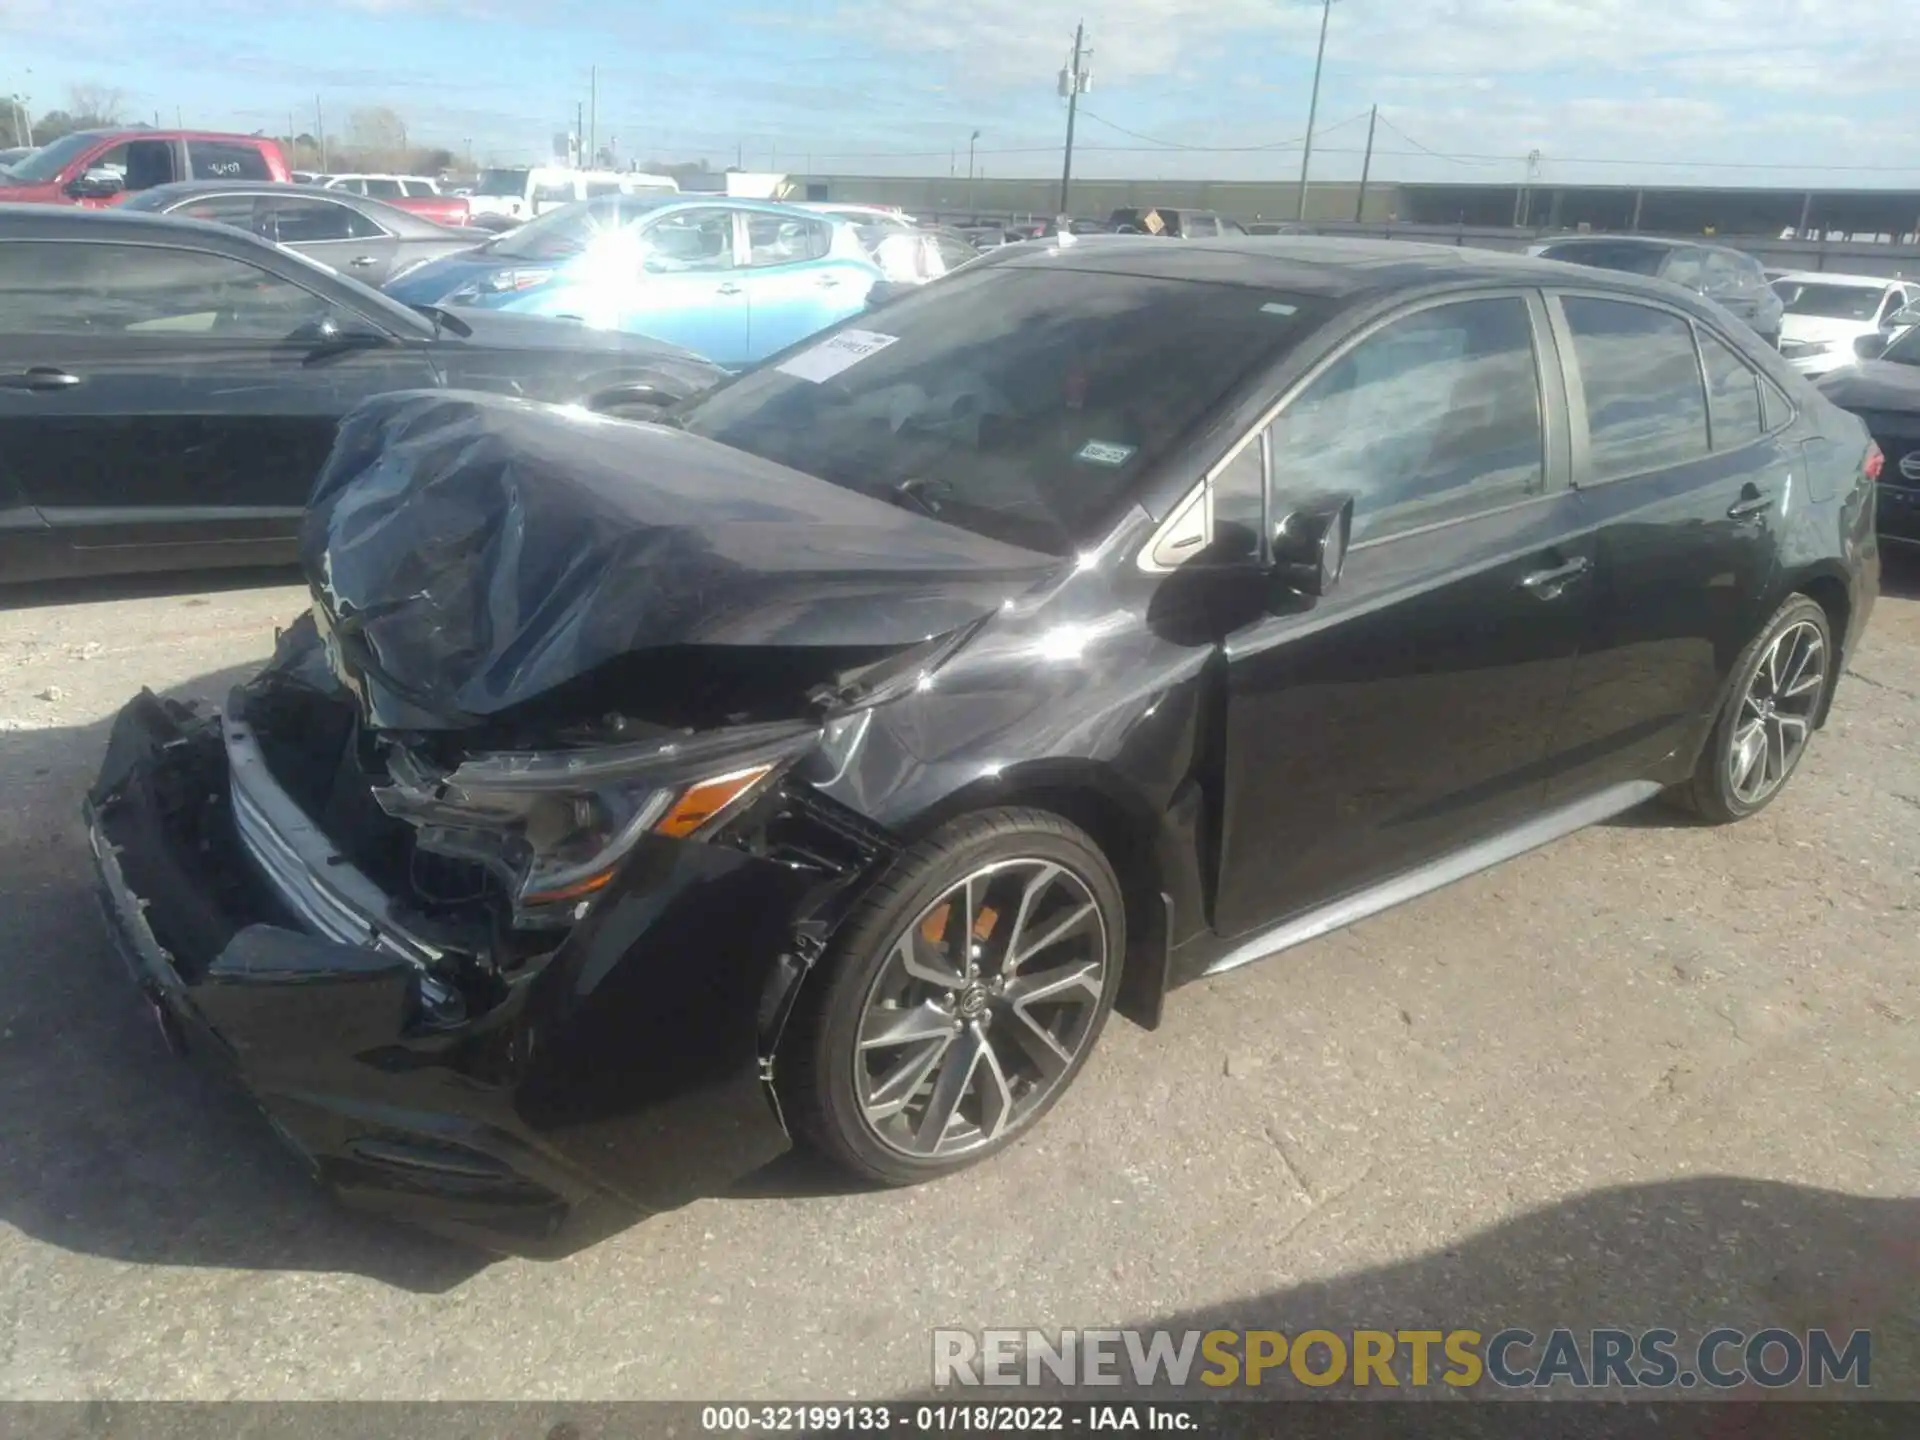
[295,310,389,353]
[1269,496,1354,596]
[65,171,124,200]
[1854,332,1892,362]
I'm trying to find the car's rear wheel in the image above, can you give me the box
[1674,594,1831,823]
[780,808,1124,1186]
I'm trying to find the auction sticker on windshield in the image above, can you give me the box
[777,329,901,383]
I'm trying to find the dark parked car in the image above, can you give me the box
[1816,302,1920,551]
[87,236,1877,1252]
[123,181,491,288]
[0,205,724,582]
[1532,235,1784,348]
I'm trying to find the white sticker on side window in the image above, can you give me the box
[775,328,901,383]
[1261,301,1298,316]
[1076,440,1137,466]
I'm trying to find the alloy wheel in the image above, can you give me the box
[1728,619,1826,807]
[854,859,1109,1159]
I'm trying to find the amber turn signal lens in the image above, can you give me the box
[522,869,618,905]
[653,764,774,839]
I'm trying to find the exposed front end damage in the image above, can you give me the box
[84,618,902,1254]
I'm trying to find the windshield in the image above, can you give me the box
[1536,241,1671,276]
[1773,281,1884,321]
[482,193,683,260]
[3,131,101,183]
[678,267,1324,554]
[474,167,531,197]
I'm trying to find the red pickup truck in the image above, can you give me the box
[0,129,292,206]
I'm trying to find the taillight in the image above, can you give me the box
[1864,442,1884,482]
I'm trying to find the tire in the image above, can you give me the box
[779,807,1125,1186]
[1672,594,1831,824]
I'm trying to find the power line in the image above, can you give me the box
[1075,106,1372,154]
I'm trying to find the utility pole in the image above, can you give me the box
[968,128,980,210]
[575,101,584,167]
[589,66,597,166]
[1058,20,1090,213]
[1295,0,1335,222]
[1353,104,1377,221]
[316,97,327,171]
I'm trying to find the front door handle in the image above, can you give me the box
[0,366,83,391]
[715,283,744,296]
[349,255,380,268]
[1728,487,1772,519]
[816,275,842,289]
[1519,555,1592,597]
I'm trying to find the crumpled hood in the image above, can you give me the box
[301,390,1059,731]
[1815,359,1920,412]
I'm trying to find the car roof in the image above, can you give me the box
[131,180,382,199]
[62,127,274,144]
[1773,270,1897,287]
[0,201,273,245]
[985,234,1660,300]
[1538,234,1678,249]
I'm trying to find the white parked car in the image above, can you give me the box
[1772,271,1920,377]
[465,167,679,225]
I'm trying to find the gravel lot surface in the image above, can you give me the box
[1,561,1915,1401]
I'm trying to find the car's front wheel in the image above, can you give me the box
[1675,593,1832,823]
[780,808,1125,1186]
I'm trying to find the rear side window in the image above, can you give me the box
[267,197,386,243]
[1659,249,1707,290]
[1698,330,1763,449]
[188,141,271,181]
[362,178,404,199]
[1267,296,1546,543]
[534,180,576,204]
[585,181,623,199]
[1562,296,1709,479]
[400,179,436,197]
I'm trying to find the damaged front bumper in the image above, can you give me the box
[83,689,874,1255]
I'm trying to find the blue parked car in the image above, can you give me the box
[383,195,886,369]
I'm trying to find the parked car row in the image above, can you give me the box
[78,233,1879,1254]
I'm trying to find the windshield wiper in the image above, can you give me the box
[409,304,473,338]
[890,476,954,519]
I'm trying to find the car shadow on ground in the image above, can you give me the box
[0,565,302,613]
[886,1176,1917,1424]
[0,666,488,1294]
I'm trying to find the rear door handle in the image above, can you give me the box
[1728,491,1772,519]
[0,367,83,391]
[1519,555,1592,596]
[716,283,744,296]
[816,275,842,288]
[349,255,380,268]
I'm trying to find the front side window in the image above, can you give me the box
[533,179,577,205]
[362,177,404,199]
[641,208,737,271]
[1266,297,1546,544]
[1562,295,1709,479]
[85,139,177,191]
[744,213,831,266]
[481,194,680,261]
[188,140,270,181]
[1659,248,1708,290]
[172,194,267,235]
[401,179,436,197]
[1698,329,1763,449]
[0,241,336,339]
[267,196,386,244]
[678,269,1324,554]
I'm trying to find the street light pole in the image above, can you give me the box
[1295,0,1335,222]
[968,128,980,210]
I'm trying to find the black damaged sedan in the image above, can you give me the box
[87,238,1879,1253]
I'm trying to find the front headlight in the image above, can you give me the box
[377,721,815,926]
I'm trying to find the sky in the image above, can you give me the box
[3,0,1918,189]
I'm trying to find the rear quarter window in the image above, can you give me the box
[188,141,271,181]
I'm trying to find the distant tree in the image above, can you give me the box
[65,83,125,127]
[344,106,408,168]
[30,110,83,146]
[422,146,455,173]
